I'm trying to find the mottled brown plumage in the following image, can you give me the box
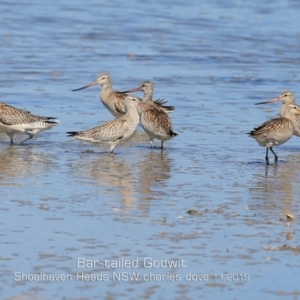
[67,96,148,153]
[248,104,300,164]
[140,102,178,149]
[120,81,177,148]
[0,102,58,144]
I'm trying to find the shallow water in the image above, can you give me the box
[1,0,300,299]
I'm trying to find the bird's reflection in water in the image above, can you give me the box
[249,153,300,216]
[68,147,174,214]
[138,150,173,209]
[0,144,54,182]
[71,153,138,209]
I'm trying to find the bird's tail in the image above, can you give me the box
[67,131,78,137]
[170,130,178,137]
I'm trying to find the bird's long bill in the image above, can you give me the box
[255,97,280,105]
[72,80,99,92]
[138,102,153,110]
[120,87,142,94]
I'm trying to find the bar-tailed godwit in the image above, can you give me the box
[72,74,173,117]
[121,81,175,113]
[248,104,300,164]
[255,91,300,136]
[0,102,58,144]
[121,81,177,149]
[73,73,127,118]
[67,95,149,153]
[140,107,178,149]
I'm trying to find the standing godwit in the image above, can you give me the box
[255,91,300,136]
[141,106,178,149]
[248,104,300,164]
[67,96,149,153]
[121,81,175,113]
[72,73,173,118]
[121,81,177,149]
[0,102,58,144]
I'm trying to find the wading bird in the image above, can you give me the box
[248,104,300,164]
[121,81,177,149]
[72,73,173,118]
[67,96,151,153]
[0,102,58,144]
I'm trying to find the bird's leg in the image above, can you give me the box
[110,144,116,154]
[161,141,164,149]
[6,133,13,144]
[150,140,153,149]
[270,147,278,163]
[19,133,33,145]
[265,148,269,165]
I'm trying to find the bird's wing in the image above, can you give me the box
[87,119,130,142]
[0,103,44,125]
